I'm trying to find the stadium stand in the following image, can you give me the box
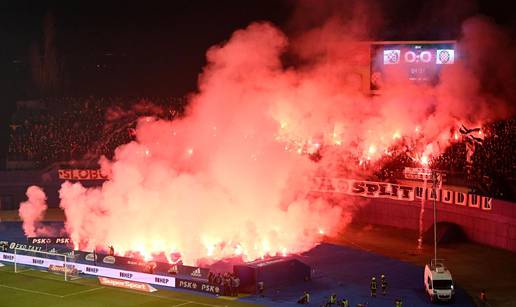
[5,97,516,200]
[7,96,186,167]
[374,119,516,200]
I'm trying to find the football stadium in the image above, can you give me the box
[0,1,515,307]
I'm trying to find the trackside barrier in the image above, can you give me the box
[98,276,158,292]
[0,252,175,288]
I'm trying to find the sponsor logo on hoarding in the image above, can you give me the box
[178,280,198,290]
[154,277,170,284]
[0,252,175,289]
[98,277,157,292]
[168,264,178,274]
[28,238,52,244]
[190,268,202,278]
[8,242,42,251]
[48,264,78,275]
[201,284,220,294]
[176,279,220,294]
[86,267,99,273]
[28,237,72,245]
[2,254,14,260]
[177,265,209,279]
[85,253,96,261]
[103,256,116,264]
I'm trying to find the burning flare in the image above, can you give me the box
[20,10,516,265]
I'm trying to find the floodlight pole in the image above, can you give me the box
[417,177,427,251]
[432,171,437,262]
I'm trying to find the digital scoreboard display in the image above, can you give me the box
[370,41,456,90]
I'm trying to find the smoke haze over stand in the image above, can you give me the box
[19,186,53,237]
[17,4,516,265]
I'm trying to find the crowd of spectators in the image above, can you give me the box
[7,96,186,166]
[373,118,516,200]
[6,96,515,199]
[467,119,516,198]
[208,271,240,296]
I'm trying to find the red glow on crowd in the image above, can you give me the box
[17,10,515,265]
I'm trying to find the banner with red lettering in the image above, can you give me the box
[98,277,157,292]
[58,169,109,181]
[312,178,493,210]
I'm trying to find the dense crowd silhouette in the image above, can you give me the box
[8,96,185,165]
[374,119,516,199]
[7,97,516,199]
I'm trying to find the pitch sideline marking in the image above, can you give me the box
[108,287,226,307]
[1,265,226,307]
[15,268,34,273]
[0,283,64,298]
[62,286,105,297]
[0,281,226,307]
[68,275,83,281]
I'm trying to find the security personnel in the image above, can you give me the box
[340,298,349,307]
[257,281,264,297]
[480,289,487,306]
[329,293,337,305]
[297,291,310,304]
[381,274,388,295]
[370,276,377,297]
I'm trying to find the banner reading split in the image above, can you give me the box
[58,169,109,181]
[312,177,493,210]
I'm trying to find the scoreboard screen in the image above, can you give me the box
[370,41,456,90]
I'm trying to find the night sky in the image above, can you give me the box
[0,0,514,160]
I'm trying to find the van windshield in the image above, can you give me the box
[433,280,453,289]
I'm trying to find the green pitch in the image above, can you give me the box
[0,265,262,307]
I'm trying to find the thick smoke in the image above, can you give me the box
[49,6,516,264]
[59,24,347,264]
[19,186,50,237]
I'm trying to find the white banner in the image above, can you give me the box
[0,252,175,288]
[312,178,493,210]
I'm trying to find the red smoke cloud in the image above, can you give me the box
[58,23,347,264]
[19,186,51,237]
[23,7,516,264]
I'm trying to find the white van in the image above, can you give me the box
[424,260,455,303]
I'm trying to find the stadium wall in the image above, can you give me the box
[0,169,99,210]
[1,168,515,253]
[352,197,516,252]
[0,252,176,288]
